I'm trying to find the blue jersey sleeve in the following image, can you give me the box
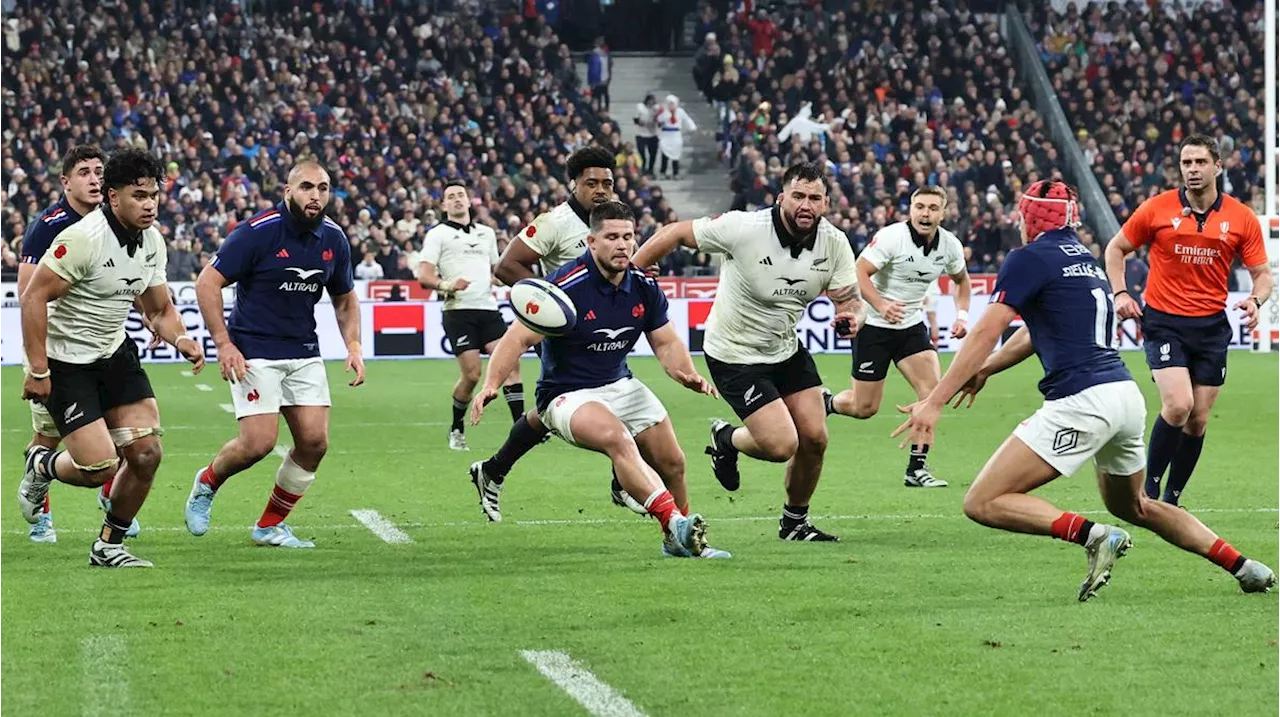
[991,248,1048,313]
[20,219,56,264]
[326,232,355,296]
[211,224,258,283]
[642,279,670,332]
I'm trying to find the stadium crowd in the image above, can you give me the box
[0,0,676,284]
[690,0,1086,275]
[1034,0,1269,228]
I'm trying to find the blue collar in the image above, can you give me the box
[277,201,321,240]
[57,196,83,221]
[581,250,633,295]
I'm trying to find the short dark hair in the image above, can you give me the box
[566,146,616,181]
[781,160,830,194]
[103,148,164,190]
[1179,133,1221,163]
[443,180,469,195]
[60,144,105,177]
[589,200,635,231]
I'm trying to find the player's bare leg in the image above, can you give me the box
[1096,468,1274,593]
[778,388,839,542]
[897,351,948,487]
[101,400,163,526]
[827,378,884,419]
[1159,383,1219,505]
[449,350,483,450]
[184,413,279,536]
[705,398,797,493]
[569,403,706,557]
[24,427,61,542]
[636,418,730,557]
[1146,367,1194,499]
[962,435,1131,601]
[245,405,327,548]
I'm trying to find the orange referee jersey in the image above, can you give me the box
[1121,188,1266,317]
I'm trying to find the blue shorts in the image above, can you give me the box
[1141,307,1231,386]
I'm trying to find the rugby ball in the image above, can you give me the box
[510,278,578,336]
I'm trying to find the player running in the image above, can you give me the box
[633,161,864,542]
[470,202,726,558]
[823,186,972,488]
[1104,134,1273,505]
[185,161,364,548]
[470,147,647,515]
[894,180,1275,601]
[418,181,523,450]
[19,147,204,567]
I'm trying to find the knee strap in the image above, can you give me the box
[275,451,316,495]
[109,426,164,448]
[74,457,119,473]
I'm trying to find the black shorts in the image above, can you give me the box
[442,309,508,354]
[1141,306,1231,386]
[46,340,155,436]
[851,322,935,382]
[704,347,823,420]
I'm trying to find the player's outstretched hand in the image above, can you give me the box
[216,341,248,383]
[832,311,860,338]
[674,370,718,397]
[345,349,366,387]
[950,371,988,409]
[21,374,50,404]
[881,300,907,324]
[1114,291,1141,321]
[890,400,941,450]
[950,318,968,339]
[1234,296,1260,330]
[469,386,499,425]
[176,336,205,374]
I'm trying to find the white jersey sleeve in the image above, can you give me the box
[942,229,966,276]
[692,211,750,255]
[145,229,167,288]
[420,226,443,266]
[857,226,898,270]
[827,228,858,291]
[41,223,98,284]
[522,203,589,274]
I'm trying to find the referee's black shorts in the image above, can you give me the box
[704,347,823,420]
[850,322,935,382]
[1141,306,1231,386]
[442,309,508,355]
[46,340,155,436]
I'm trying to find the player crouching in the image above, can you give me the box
[470,201,729,558]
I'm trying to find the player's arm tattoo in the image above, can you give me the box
[829,283,864,319]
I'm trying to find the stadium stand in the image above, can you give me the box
[0,0,671,282]
[694,0,1080,273]
[1032,0,1268,231]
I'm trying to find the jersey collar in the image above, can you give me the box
[581,250,633,294]
[101,204,143,257]
[907,223,938,256]
[1178,187,1223,227]
[771,204,818,258]
[57,196,84,222]
[567,196,592,227]
[443,219,473,233]
[278,201,321,240]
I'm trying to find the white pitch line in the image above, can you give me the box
[521,650,647,717]
[218,403,235,413]
[4,421,452,434]
[349,509,413,544]
[180,370,193,377]
[194,383,213,392]
[81,635,130,717]
[7,507,1274,537]
[273,445,290,458]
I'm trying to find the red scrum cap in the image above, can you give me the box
[1017,180,1080,241]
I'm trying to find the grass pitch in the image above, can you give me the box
[2,353,1276,716]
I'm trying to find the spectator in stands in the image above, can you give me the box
[356,251,385,282]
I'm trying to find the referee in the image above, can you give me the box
[1105,134,1273,505]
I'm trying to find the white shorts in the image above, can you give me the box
[1013,381,1147,478]
[30,401,60,438]
[231,358,331,419]
[541,377,668,447]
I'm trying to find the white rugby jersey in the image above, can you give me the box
[518,198,591,275]
[692,207,857,364]
[421,220,500,311]
[39,208,167,363]
[858,221,964,329]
